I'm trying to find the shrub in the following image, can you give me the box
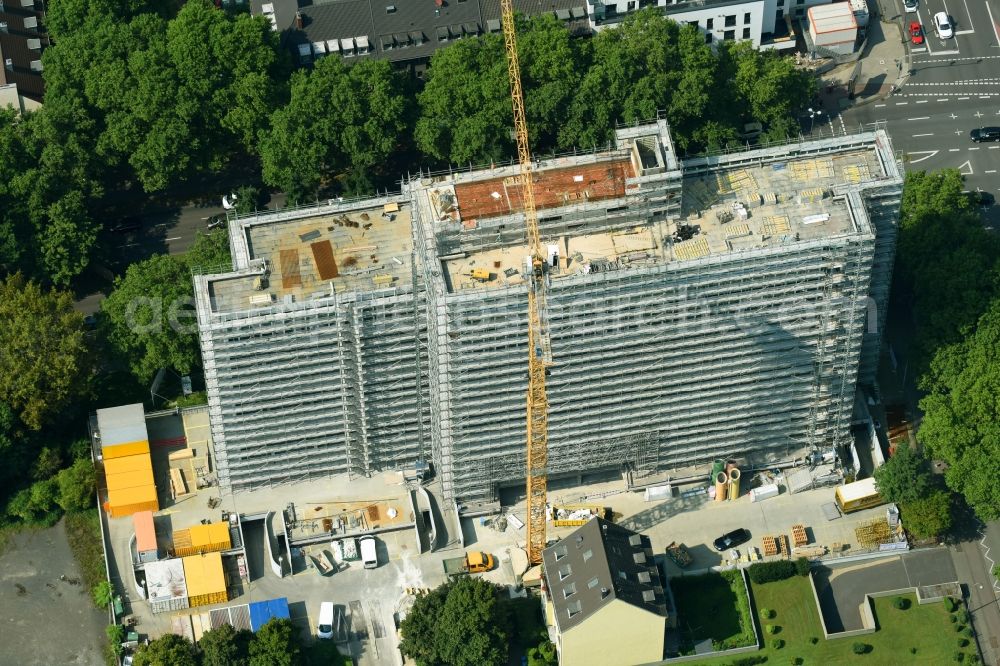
[748,560,796,584]
[771,639,785,650]
[765,624,778,635]
[956,609,970,624]
[951,614,959,623]
[106,625,126,658]
[790,658,803,666]
[910,647,918,654]
[731,658,768,666]
[967,654,981,665]
[810,637,819,645]
[893,596,910,610]
[953,651,964,662]
[958,638,969,648]
[852,642,869,655]
[92,581,114,609]
[945,597,959,612]
[962,627,973,639]
[795,557,811,576]
[761,607,775,620]
[956,623,966,633]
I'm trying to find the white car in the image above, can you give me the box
[933,12,953,38]
[221,192,238,210]
[316,601,334,639]
[903,0,917,13]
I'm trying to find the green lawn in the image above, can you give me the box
[687,577,975,665]
[671,572,753,652]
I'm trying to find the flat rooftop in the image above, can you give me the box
[453,158,635,222]
[443,146,886,292]
[208,201,414,314]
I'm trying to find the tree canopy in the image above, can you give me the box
[0,274,93,429]
[399,576,511,666]
[101,255,200,383]
[873,444,933,505]
[902,490,953,540]
[249,618,301,666]
[199,623,253,666]
[918,299,1000,520]
[261,57,410,200]
[133,633,198,666]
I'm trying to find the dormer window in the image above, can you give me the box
[563,582,577,598]
[567,600,583,618]
[559,565,572,581]
[554,545,568,561]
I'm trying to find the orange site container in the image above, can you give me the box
[102,440,150,460]
[182,552,228,608]
[104,454,151,476]
[106,485,159,518]
[173,522,231,557]
[134,510,157,553]
[107,467,154,492]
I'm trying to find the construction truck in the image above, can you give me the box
[442,551,495,576]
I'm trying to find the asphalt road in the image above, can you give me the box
[837,0,1000,225]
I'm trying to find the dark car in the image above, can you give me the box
[109,217,141,234]
[970,127,1000,143]
[713,528,751,551]
[968,190,996,207]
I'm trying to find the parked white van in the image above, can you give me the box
[317,601,334,639]
[359,536,378,569]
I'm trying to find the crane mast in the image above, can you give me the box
[499,0,550,566]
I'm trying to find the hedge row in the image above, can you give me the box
[747,558,811,584]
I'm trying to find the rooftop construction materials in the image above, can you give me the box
[173,522,232,557]
[193,122,902,506]
[550,505,609,527]
[97,404,159,518]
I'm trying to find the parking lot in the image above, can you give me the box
[812,549,957,631]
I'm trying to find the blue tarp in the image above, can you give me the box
[249,597,290,632]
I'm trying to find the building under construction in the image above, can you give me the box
[194,120,902,504]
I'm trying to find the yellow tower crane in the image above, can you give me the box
[499,0,551,566]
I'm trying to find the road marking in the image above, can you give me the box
[951,113,959,119]
[876,103,887,108]
[938,98,950,101]
[912,133,935,137]
[987,170,998,173]
[990,146,1000,149]
[958,96,970,100]
[980,95,991,99]
[958,160,974,175]
[895,101,909,105]
[987,0,1000,48]
[950,148,962,151]
[200,216,211,220]
[907,150,940,163]
[970,147,981,150]
[976,111,984,117]
[953,29,975,35]
[907,116,930,120]
[166,236,182,241]
[924,49,962,55]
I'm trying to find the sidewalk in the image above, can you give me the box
[813,10,908,116]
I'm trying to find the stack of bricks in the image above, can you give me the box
[762,535,779,556]
[792,524,808,547]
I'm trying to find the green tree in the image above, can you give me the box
[902,490,952,540]
[0,274,93,429]
[56,458,96,513]
[186,228,232,273]
[262,57,409,199]
[39,190,100,286]
[894,170,1000,367]
[133,633,198,666]
[199,622,253,666]
[398,582,449,664]
[726,41,814,142]
[919,299,1000,519]
[5,478,60,524]
[101,255,200,383]
[399,576,510,666]
[873,444,933,505]
[249,618,301,666]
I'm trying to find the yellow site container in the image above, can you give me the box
[174,522,231,557]
[107,467,155,492]
[102,441,150,459]
[106,484,159,518]
[183,552,228,608]
[104,454,152,476]
[470,268,491,281]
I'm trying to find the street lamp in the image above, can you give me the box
[808,107,823,134]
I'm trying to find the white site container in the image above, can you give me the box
[808,3,858,55]
[750,483,781,503]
